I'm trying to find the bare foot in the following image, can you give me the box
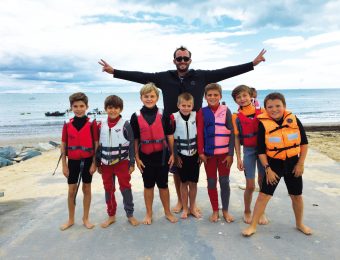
[165,212,178,223]
[143,214,152,225]
[83,218,95,229]
[181,209,189,219]
[101,216,116,228]
[296,224,313,235]
[222,211,234,223]
[209,211,219,222]
[128,216,140,226]
[242,226,256,237]
[189,207,202,219]
[243,212,252,224]
[60,220,74,231]
[171,202,182,213]
[258,214,269,225]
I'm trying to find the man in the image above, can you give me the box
[99,46,266,116]
[99,46,266,213]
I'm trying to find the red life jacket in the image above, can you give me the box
[236,108,262,147]
[66,118,94,160]
[136,109,167,155]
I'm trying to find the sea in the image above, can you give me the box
[1,88,340,144]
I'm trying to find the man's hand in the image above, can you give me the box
[98,59,114,74]
[253,49,266,66]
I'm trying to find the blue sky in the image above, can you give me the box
[1,0,339,93]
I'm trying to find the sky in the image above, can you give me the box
[1,0,340,93]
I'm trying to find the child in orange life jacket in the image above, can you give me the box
[97,95,139,228]
[130,83,178,225]
[172,92,201,219]
[60,92,99,231]
[242,92,312,237]
[197,83,235,223]
[231,85,268,225]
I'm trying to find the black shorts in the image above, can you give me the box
[67,157,93,184]
[142,164,169,189]
[178,153,200,183]
[260,156,303,196]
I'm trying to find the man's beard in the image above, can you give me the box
[176,64,189,73]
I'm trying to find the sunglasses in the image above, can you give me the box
[175,56,190,62]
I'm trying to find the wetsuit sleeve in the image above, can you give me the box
[114,70,161,87]
[163,115,174,135]
[130,113,140,139]
[226,108,235,156]
[257,122,266,154]
[196,109,205,154]
[91,120,99,142]
[204,62,254,83]
[296,117,308,145]
[61,123,67,142]
[123,121,135,166]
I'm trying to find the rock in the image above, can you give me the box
[18,150,42,161]
[48,141,60,147]
[0,157,13,167]
[35,143,55,152]
[0,146,17,160]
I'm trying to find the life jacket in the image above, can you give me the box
[65,118,94,160]
[235,108,262,147]
[173,111,197,156]
[99,118,129,165]
[258,111,301,160]
[202,105,231,156]
[136,108,167,155]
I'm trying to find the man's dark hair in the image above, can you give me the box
[173,46,191,59]
[104,95,124,110]
[264,92,286,108]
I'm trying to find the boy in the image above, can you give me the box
[197,83,234,223]
[242,92,312,236]
[130,83,178,224]
[231,85,267,224]
[172,93,201,219]
[60,92,98,231]
[97,95,139,227]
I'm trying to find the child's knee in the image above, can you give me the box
[290,194,303,202]
[207,178,217,189]
[82,184,92,194]
[258,192,271,201]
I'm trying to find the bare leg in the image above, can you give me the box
[101,216,116,228]
[159,188,178,223]
[180,182,189,219]
[257,175,269,225]
[143,188,154,225]
[242,192,271,236]
[244,178,255,224]
[188,182,201,218]
[60,184,76,231]
[82,183,94,229]
[290,195,312,235]
[171,174,182,213]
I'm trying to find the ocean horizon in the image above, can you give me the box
[1,88,340,143]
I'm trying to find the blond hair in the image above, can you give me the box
[140,82,159,97]
[177,92,194,106]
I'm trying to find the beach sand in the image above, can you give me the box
[1,129,340,258]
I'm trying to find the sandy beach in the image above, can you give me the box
[1,127,340,259]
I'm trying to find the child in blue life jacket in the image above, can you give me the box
[172,92,201,219]
[231,85,267,225]
[130,83,178,225]
[60,92,98,231]
[242,92,312,237]
[196,83,235,223]
[97,95,139,228]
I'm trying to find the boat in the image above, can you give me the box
[45,111,66,117]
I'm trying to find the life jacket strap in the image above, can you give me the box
[269,124,289,134]
[269,143,300,157]
[67,146,93,152]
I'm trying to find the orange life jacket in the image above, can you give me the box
[257,111,301,160]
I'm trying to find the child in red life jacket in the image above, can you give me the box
[242,92,312,237]
[97,95,139,228]
[197,83,235,223]
[60,92,99,231]
[130,83,178,225]
[172,92,201,219]
[231,85,268,225]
